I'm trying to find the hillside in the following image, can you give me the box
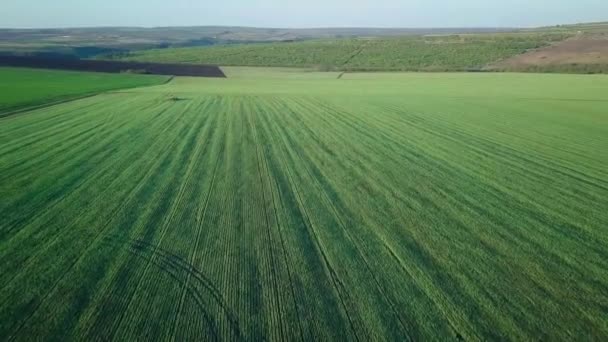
[113,33,572,72]
[4,23,608,73]
[490,34,608,73]
[0,26,517,58]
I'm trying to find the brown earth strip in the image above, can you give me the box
[0,55,226,77]
[489,35,608,72]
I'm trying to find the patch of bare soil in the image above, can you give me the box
[490,35,608,70]
[0,55,226,77]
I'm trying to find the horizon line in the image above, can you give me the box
[1,20,606,31]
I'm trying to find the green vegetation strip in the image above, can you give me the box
[0,67,169,116]
[1,71,607,340]
[115,33,571,71]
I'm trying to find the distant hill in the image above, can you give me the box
[0,26,520,43]
[0,26,520,58]
[2,23,607,73]
[112,33,573,72]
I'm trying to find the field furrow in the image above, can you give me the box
[1,71,607,340]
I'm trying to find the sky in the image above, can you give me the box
[2,0,607,29]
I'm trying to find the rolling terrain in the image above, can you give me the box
[491,35,608,73]
[115,33,572,71]
[0,26,520,58]
[4,23,608,73]
[1,69,607,340]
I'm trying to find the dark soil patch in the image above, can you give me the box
[0,55,226,78]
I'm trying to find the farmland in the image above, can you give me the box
[1,69,608,340]
[115,33,572,71]
[0,67,168,115]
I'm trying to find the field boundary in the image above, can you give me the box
[0,55,226,77]
[0,76,175,119]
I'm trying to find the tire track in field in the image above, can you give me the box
[0,91,116,120]
[0,101,182,293]
[270,97,413,337]
[0,99,177,237]
[183,99,243,339]
[102,236,242,341]
[168,100,237,341]
[437,99,608,176]
[245,100,290,341]
[233,100,253,339]
[374,102,608,239]
[0,97,116,155]
[256,99,362,341]
[0,95,102,128]
[250,99,308,341]
[369,100,608,192]
[378,102,608,193]
[0,121,106,182]
[302,97,548,340]
[102,100,208,331]
[0,93,144,148]
[318,103,482,340]
[0,93,146,161]
[325,99,608,262]
[2,102,189,319]
[270,97,414,340]
[107,237,219,340]
[0,100,182,281]
[71,101,215,340]
[254,102,356,340]
[300,103,473,339]
[0,96,162,184]
[4,100,194,340]
[428,180,608,325]
[271,97,483,340]
[313,98,608,339]
[177,101,241,340]
[380,239,476,341]
[0,114,107,183]
[108,99,231,341]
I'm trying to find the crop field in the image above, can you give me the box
[115,33,572,71]
[1,69,607,340]
[0,67,168,115]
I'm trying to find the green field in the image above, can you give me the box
[1,69,607,340]
[115,33,571,71]
[0,67,169,115]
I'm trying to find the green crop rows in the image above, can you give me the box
[0,67,168,115]
[1,69,607,340]
[115,33,571,71]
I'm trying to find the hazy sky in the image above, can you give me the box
[2,0,607,28]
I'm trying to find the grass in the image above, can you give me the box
[1,70,607,340]
[114,33,572,71]
[0,67,169,115]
